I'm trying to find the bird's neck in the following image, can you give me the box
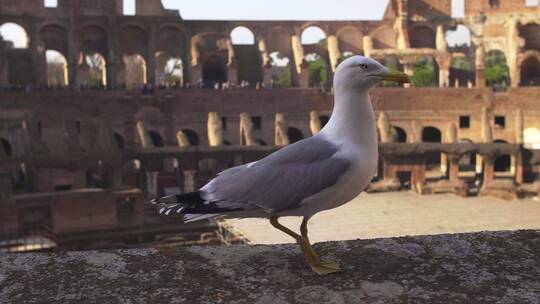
[320,88,377,148]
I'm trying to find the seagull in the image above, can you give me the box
[152,56,409,275]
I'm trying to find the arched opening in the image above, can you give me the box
[494,155,511,172]
[422,127,442,170]
[230,26,255,45]
[1,137,12,156]
[181,129,199,146]
[450,56,474,87]
[519,23,540,52]
[445,25,471,48]
[409,26,436,49]
[124,54,147,88]
[148,131,164,147]
[114,133,125,149]
[305,53,329,88]
[84,52,107,87]
[202,54,227,89]
[0,23,29,48]
[301,26,326,44]
[413,57,439,87]
[46,50,68,86]
[155,52,183,87]
[485,50,509,87]
[337,27,363,55]
[269,51,292,87]
[287,127,304,143]
[391,126,407,143]
[520,56,540,86]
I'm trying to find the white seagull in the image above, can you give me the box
[152,56,409,275]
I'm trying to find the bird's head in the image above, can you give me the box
[334,55,409,92]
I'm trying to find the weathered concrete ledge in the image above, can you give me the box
[2,230,540,303]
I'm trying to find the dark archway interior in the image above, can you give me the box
[519,24,540,52]
[494,155,511,172]
[182,129,200,146]
[114,133,125,149]
[319,115,330,128]
[1,138,12,156]
[287,127,304,144]
[255,139,267,146]
[392,127,407,143]
[520,57,540,86]
[149,131,164,147]
[203,55,227,88]
[422,127,441,170]
[409,26,436,48]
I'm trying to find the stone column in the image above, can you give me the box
[275,113,289,146]
[258,38,273,88]
[310,111,321,135]
[239,113,256,146]
[291,35,308,88]
[327,35,340,72]
[443,123,458,175]
[477,107,492,174]
[207,112,223,147]
[475,46,485,88]
[363,36,373,58]
[436,25,448,52]
[226,38,237,86]
[190,36,202,85]
[176,131,190,147]
[377,112,392,143]
[136,121,153,148]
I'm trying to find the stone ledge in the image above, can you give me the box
[1,230,540,303]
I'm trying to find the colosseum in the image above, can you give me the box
[0,0,539,250]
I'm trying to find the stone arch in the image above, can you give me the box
[485,49,509,87]
[422,126,442,170]
[39,24,68,55]
[287,127,304,143]
[391,126,407,143]
[0,137,12,156]
[230,26,255,45]
[337,26,363,54]
[413,56,439,87]
[155,52,183,87]
[46,50,68,86]
[371,24,396,49]
[149,130,164,147]
[519,54,540,86]
[301,25,326,44]
[305,53,329,88]
[409,25,436,49]
[181,129,200,146]
[80,52,107,87]
[450,55,474,87]
[157,25,186,57]
[202,54,227,88]
[82,25,109,58]
[269,51,292,87]
[267,26,292,55]
[519,23,540,52]
[120,24,148,57]
[123,54,147,88]
[493,139,511,172]
[0,22,29,48]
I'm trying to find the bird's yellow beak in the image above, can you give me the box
[382,70,410,84]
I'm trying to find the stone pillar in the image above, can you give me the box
[275,113,289,146]
[176,131,190,147]
[437,54,452,88]
[258,38,273,88]
[136,121,152,148]
[394,18,409,50]
[291,35,308,88]
[436,25,448,52]
[207,112,223,147]
[515,109,524,144]
[481,107,493,143]
[515,150,524,184]
[483,156,495,186]
[363,36,373,58]
[310,111,321,135]
[475,46,485,88]
[377,112,392,143]
[410,120,423,143]
[506,18,520,88]
[190,36,202,85]
[327,35,340,72]
[239,113,256,146]
[443,123,458,174]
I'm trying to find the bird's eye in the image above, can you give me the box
[359,64,369,69]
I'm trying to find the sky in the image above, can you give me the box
[1,0,469,52]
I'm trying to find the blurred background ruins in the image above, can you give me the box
[0,0,540,253]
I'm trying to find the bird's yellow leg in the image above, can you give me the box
[270,216,341,275]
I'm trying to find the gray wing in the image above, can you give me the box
[200,136,350,212]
